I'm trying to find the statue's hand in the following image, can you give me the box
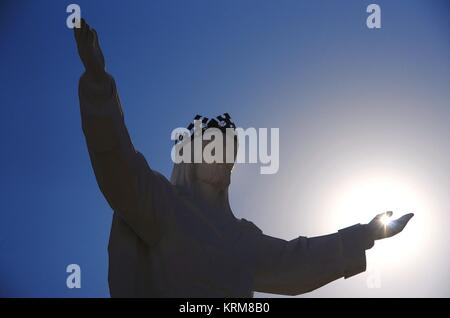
[74,19,105,78]
[366,211,414,241]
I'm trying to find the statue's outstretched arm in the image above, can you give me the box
[248,212,413,296]
[75,19,175,245]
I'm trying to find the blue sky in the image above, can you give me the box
[0,0,449,297]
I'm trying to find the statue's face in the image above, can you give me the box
[194,132,237,190]
[194,161,233,190]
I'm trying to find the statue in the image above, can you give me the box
[74,19,413,297]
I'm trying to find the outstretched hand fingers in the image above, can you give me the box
[73,19,106,76]
[368,211,414,240]
[371,211,393,223]
[91,29,105,68]
[83,21,99,52]
[393,213,414,229]
[74,18,88,45]
[387,213,414,236]
[73,18,81,42]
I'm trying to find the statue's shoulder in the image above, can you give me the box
[237,218,263,236]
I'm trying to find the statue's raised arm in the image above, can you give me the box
[74,19,176,246]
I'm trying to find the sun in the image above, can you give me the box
[322,170,432,270]
[379,214,392,226]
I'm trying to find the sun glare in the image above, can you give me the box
[323,171,432,270]
[380,214,392,226]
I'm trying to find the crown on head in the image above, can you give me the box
[175,113,236,144]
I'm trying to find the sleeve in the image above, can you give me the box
[247,220,373,296]
[78,72,176,246]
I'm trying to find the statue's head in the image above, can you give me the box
[193,130,238,190]
[171,114,238,191]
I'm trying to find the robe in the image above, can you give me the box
[78,72,373,297]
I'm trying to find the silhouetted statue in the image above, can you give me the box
[74,19,413,297]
